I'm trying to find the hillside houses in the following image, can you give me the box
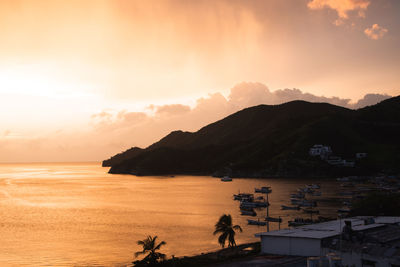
[309,144,332,159]
[309,144,365,168]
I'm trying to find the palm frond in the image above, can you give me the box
[154,240,166,251]
[233,225,243,232]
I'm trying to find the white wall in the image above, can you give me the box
[261,236,321,256]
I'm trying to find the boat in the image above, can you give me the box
[255,187,272,194]
[290,193,305,199]
[299,201,317,207]
[247,219,267,226]
[281,205,300,210]
[241,201,269,209]
[337,177,350,182]
[233,193,254,201]
[298,187,314,194]
[254,201,269,207]
[241,210,257,216]
[221,176,232,182]
[291,199,317,207]
[288,216,333,227]
[265,216,282,223]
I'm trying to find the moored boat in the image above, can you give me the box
[241,210,257,216]
[221,176,232,182]
[290,193,305,199]
[233,193,254,201]
[281,205,300,210]
[247,219,267,226]
[255,186,272,194]
[265,216,282,223]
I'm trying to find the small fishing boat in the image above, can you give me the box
[254,201,269,208]
[241,210,257,216]
[240,201,258,209]
[265,216,282,223]
[290,193,305,199]
[233,193,254,201]
[281,205,300,210]
[300,201,317,207]
[221,176,232,182]
[247,219,267,226]
[255,187,272,194]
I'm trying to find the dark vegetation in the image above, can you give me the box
[133,236,167,266]
[148,242,260,267]
[350,192,400,216]
[133,214,247,267]
[213,214,242,248]
[104,96,400,177]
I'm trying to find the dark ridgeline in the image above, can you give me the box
[103,96,400,177]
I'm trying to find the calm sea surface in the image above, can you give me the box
[0,162,342,266]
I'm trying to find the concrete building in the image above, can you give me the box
[255,217,400,267]
[309,144,332,159]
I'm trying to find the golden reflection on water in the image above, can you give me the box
[0,163,341,266]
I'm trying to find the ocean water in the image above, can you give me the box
[0,162,342,266]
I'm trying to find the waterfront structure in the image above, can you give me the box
[255,217,400,267]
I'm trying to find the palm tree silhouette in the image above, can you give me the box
[213,214,242,248]
[134,235,166,265]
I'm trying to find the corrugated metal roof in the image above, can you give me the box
[255,217,397,240]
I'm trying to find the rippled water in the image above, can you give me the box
[0,163,342,266]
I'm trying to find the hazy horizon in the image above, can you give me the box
[1,0,399,162]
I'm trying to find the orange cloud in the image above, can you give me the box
[154,104,191,117]
[307,0,370,25]
[364,24,388,40]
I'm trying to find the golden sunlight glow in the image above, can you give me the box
[0,0,398,162]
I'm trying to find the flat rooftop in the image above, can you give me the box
[255,216,400,240]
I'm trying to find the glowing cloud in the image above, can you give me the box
[364,24,388,40]
[307,0,370,25]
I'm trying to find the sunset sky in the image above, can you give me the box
[0,0,399,162]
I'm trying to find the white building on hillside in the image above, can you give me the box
[309,144,332,159]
